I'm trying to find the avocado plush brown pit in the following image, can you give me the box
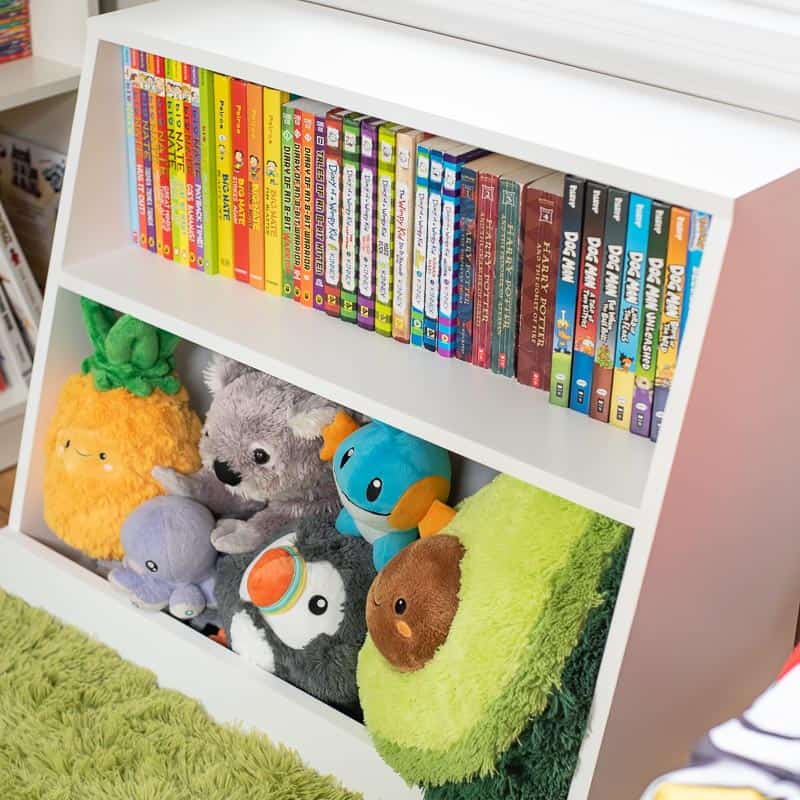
[366,534,465,672]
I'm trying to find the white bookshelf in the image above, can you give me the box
[3,2,800,799]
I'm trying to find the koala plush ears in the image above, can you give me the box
[288,403,339,441]
[203,354,288,397]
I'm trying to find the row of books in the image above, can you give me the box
[122,51,709,442]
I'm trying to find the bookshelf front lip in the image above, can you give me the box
[59,251,648,528]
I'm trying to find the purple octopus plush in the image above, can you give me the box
[109,495,217,620]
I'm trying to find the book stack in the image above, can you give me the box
[0,1,32,66]
[123,51,710,442]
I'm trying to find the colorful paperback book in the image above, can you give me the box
[313,112,328,310]
[516,171,564,389]
[491,162,551,374]
[231,78,249,282]
[651,206,690,442]
[146,54,168,260]
[679,210,711,347]
[0,282,30,383]
[392,129,425,343]
[181,62,197,268]
[438,145,489,357]
[358,117,383,329]
[214,73,234,278]
[189,66,203,270]
[122,47,138,248]
[263,87,288,295]
[131,50,147,250]
[609,194,652,430]
[165,58,188,265]
[630,201,669,437]
[375,123,405,336]
[198,68,218,274]
[291,105,303,301]
[137,51,157,254]
[323,108,347,317]
[340,113,370,323]
[549,175,586,406]
[590,188,629,422]
[299,108,315,306]
[569,182,607,412]
[422,143,447,350]
[280,100,298,297]
[246,83,264,289]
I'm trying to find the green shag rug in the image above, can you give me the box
[0,590,361,800]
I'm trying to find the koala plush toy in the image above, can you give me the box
[154,355,342,554]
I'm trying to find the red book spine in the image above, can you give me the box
[132,51,147,248]
[231,78,249,282]
[292,107,303,301]
[152,55,172,261]
[516,186,562,389]
[181,62,197,268]
[472,172,500,369]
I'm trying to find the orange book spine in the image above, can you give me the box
[246,83,264,289]
[231,77,249,282]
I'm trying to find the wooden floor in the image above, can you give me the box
[0,467,15,527]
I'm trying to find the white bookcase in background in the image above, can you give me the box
[2,2,800,799]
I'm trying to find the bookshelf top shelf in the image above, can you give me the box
[60,248,653,527]
[94,0,800,215]
[0,55,80,113]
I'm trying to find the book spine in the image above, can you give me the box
[199,68,218,274]
[292,107,303,301]
[214,73,234,278]
[131,51,147,249]
[437,154,462,357]
[610,194,652,430]
[230,78,249,282]
[490,178,510,373]
[651,206,690,441]
[358,119,379,330]
[0,284,30,384]
[313,113,327,310]
[454,165,478,361]
[423,148,445,351]
[590,188,628,421]
[549,176,586,406]
[473,171,500,369]
[516,185,562,390]
[190,66,204,271]
[247,82,264,289]
[146,54,164,258]
[280,102,295,297]
[340,115,362,323]
[410,142,430,347]
[569,182,607,413]
[679,210,712,348]
[139,51,157,254]
[375,124,398,336]
[298,109,315,307]
[324,111,344,316]
[263,88,287,295]
[152,55,173,261]
[122,47,139,248]
[631,202,669,437]
[166,58,188,264]
[181,62,197,268]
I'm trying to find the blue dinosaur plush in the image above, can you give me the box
[321,414,453,571]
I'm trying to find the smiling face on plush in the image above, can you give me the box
[199,356,338,504]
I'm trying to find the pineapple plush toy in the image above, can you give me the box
[43,298,202,561]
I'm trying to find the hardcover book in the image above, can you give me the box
[651,206,690,442]
[213,72,234,278]
[491,162,552,375]
[516,171,564,389]
[609,194,652,430]
[166,58,188,265]
[246,82,264,289]
[189,66,204,271]
[262,87,288,295]
[549,175,586,406]
[358,117,384,329]
[589,187,629,422]
[679,210,712,347]
[181,62,197,268]
[569,181,607,412]
[323,108,348,316]
[391,129,425,343]
[630,201,669,437]
[375,122,405,336]
[123,48,138,248]
[231,77,249,282]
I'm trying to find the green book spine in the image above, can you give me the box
[491,179,521,375]
[375,124,401,336]
[340,113,365,323]
[199,68,218,274]
[280,103,295,298]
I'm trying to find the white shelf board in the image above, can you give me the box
[0,55,80,112]
[0,528,419,800]
[89,0,800,215]
[60,247,651,526]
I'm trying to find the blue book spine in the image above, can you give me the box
[437,153,461,356]
[423,147,446,351]
[410,142,431,347]
[678,210,711,349]
[123,47,139,248]
[138,51,157,254]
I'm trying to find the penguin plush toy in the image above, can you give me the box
[215,516,375,717]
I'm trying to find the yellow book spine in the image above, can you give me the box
[214,73,234,278]
[262,87,289,296]
[166,58,188,265]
